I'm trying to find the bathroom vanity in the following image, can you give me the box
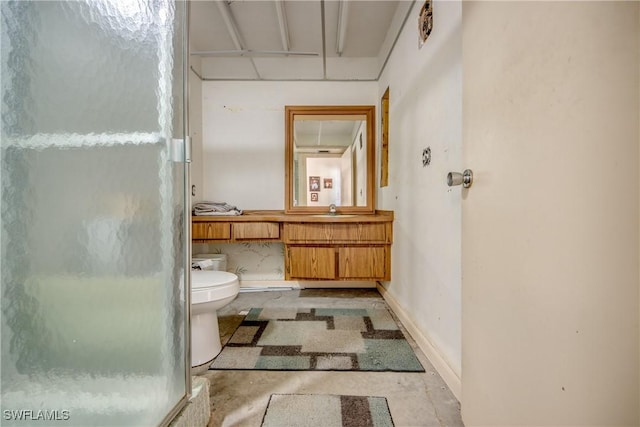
[192,210,393,281]
[192,105,391,283]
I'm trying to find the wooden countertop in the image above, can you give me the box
[191,210,394,223]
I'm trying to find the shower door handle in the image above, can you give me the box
[170,136,191,163]
[447,169,473,188]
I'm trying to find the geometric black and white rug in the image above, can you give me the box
[210,307,424,372]
[261,394,395,427]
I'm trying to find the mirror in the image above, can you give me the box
[285,105,375,214]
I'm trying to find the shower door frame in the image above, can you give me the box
[160,0,193,425]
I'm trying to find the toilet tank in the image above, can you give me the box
[192,253,227,271]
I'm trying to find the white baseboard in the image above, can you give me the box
[239,280,376,289]
[376,283,462,401]
[295,280,376,288]
[239,280,299,289]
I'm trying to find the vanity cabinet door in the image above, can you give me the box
[338,246,388,280]
[287,246,336,279]
[232,222,280,240]
[192,222,231,240]
[283,222,392,281]
[284,223,390,244]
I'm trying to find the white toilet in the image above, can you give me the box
[191,269,239,368]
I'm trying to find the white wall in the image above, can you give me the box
[340,147,353,205]
[305,157,342,206]
[189,56,203,203]
[200,81,377,208]
[377,0,463,386]
[354,122,367,206]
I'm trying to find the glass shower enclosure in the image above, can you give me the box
[1,1,191,425]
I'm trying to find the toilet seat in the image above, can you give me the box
[191,270,239,305]
[192,270,238,289]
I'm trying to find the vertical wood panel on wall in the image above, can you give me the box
[380,87,389,187]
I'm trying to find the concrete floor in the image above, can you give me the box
[198,288,463,427]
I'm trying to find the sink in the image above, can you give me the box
[311,214,358,218]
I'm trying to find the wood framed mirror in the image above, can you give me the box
[285,105,376,214]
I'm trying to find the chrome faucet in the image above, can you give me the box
[329,204,337,215]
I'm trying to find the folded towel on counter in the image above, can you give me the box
[192,201,243,216]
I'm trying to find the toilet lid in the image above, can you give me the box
[191,270,238,289]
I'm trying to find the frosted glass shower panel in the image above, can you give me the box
[3,1,170,134]
[1,1,189,426]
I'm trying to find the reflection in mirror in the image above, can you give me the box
[294,114,366,207]
[285,106,375,214]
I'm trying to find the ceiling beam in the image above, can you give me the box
[274,1,290,52]
[191,50,318,57]
[215,0,244,50]
[320,0,327,79]
[316,122,323,146]
[214,0,262,79]
[336,0,350,56]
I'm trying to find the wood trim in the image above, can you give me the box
[284,106,295,214]
[380,87,389,187]
[284,105,376,214]
[192,210,394,223]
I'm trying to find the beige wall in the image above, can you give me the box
[461,1,639,425]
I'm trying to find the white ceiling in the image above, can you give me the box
[294,118,363,151]
[189,0,415,81]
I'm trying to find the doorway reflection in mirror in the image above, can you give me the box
[294,118,366,207]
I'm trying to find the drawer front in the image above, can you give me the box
[338,246,387,279]
[287,246,336,279]
[192,222,231,240]
[233,222,280,240]
[284,223,389,243]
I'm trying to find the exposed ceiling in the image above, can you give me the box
[294,116,365,153]
[189,0,415,81]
